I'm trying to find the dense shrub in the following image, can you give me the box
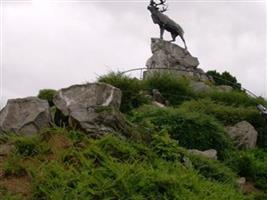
[225,149,267,191]
[189,155,236,184]
[144,72,193,105]
[28,132,245,200]
[98,72,149,112]
[130,105,233,157]
[179,99,267,147]
[3,154,27,176]
[151,131,181,161]
[150,131,236,184]
[179,99,260,125]
[207,70,242,90]
[12,136,49,157]
[201,90,259,107]
[37,89,57,107]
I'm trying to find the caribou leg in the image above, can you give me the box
[180,35,187,50]
[170,33,177,42]
[160,27,165,39]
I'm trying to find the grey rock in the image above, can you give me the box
[0,97,51,135]
[181,155,193,168]
[216,85,233,92]
[190,81,211,94]
[226,121,258,149]
[145,38,212,82]
[188,149,218,160]
[147,38,199,69]
[152,89,168,105]
[53,83,130,136]
[236,177,246,186]
[152,101,165,108]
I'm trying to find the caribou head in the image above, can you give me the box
[147,0,168,13]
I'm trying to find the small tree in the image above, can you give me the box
[207,70,242,90]
[38,89,57,107]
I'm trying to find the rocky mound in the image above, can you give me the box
[145,38,213,82]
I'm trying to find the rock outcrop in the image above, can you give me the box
[226,121,258,149]
[188,149,218,160]
[53,83,130,136]
[145,38,213,82]
[0,97,51,135]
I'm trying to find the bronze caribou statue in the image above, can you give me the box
[147,0,187,50]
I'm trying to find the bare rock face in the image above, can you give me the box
[53,83,130,136]
[0,97,51,135]
[226,121,258,149]
[188,149,218,160]
[145,38,212,82]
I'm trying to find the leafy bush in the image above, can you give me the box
[98,72,149,112]
[201,90,259,107]
[3,154,27,176]
[179,99,260,126]
[37,89,57,107]
[12,136,49,157]
[144,72,193,105]
[151,131,181,161]
[189,154,236,184]
[225,149,267,191]
[130,105,233,158]
[207,70,241,90]
[29,132,245,200]
[0,127,251,199]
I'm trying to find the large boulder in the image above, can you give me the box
[0,97,51,135]
[53,83,130,136]
[226,121,258,149]
[145,38,213,82]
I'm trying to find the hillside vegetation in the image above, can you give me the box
[1,72,267,200]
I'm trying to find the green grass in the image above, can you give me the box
[225,149,267,191]
[2,72,267,199]
[97,72,149,112]
[130,105,233,158]
[143,72,193,105]
[0,129,250,200]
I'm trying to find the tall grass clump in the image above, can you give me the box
[225,149,267,191]
[37,89,57,107]
[144,72,193,105]
[28,132,246,200]
[130,105,233,158]
[201,90,260,107]
[179,99,260,126]
[98,72,148,112]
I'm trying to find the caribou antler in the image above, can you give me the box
[159,4,168,13]
[155,0,167,6]
[150,0,168,13]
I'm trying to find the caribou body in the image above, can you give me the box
[147,0,187,50]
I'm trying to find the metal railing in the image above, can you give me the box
[120,67,259,98]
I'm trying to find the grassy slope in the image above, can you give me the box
[1,72,267,199]
[0,129,250,200]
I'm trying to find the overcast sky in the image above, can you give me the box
[0,0,266,108]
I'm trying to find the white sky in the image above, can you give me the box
[0,0,266,108]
